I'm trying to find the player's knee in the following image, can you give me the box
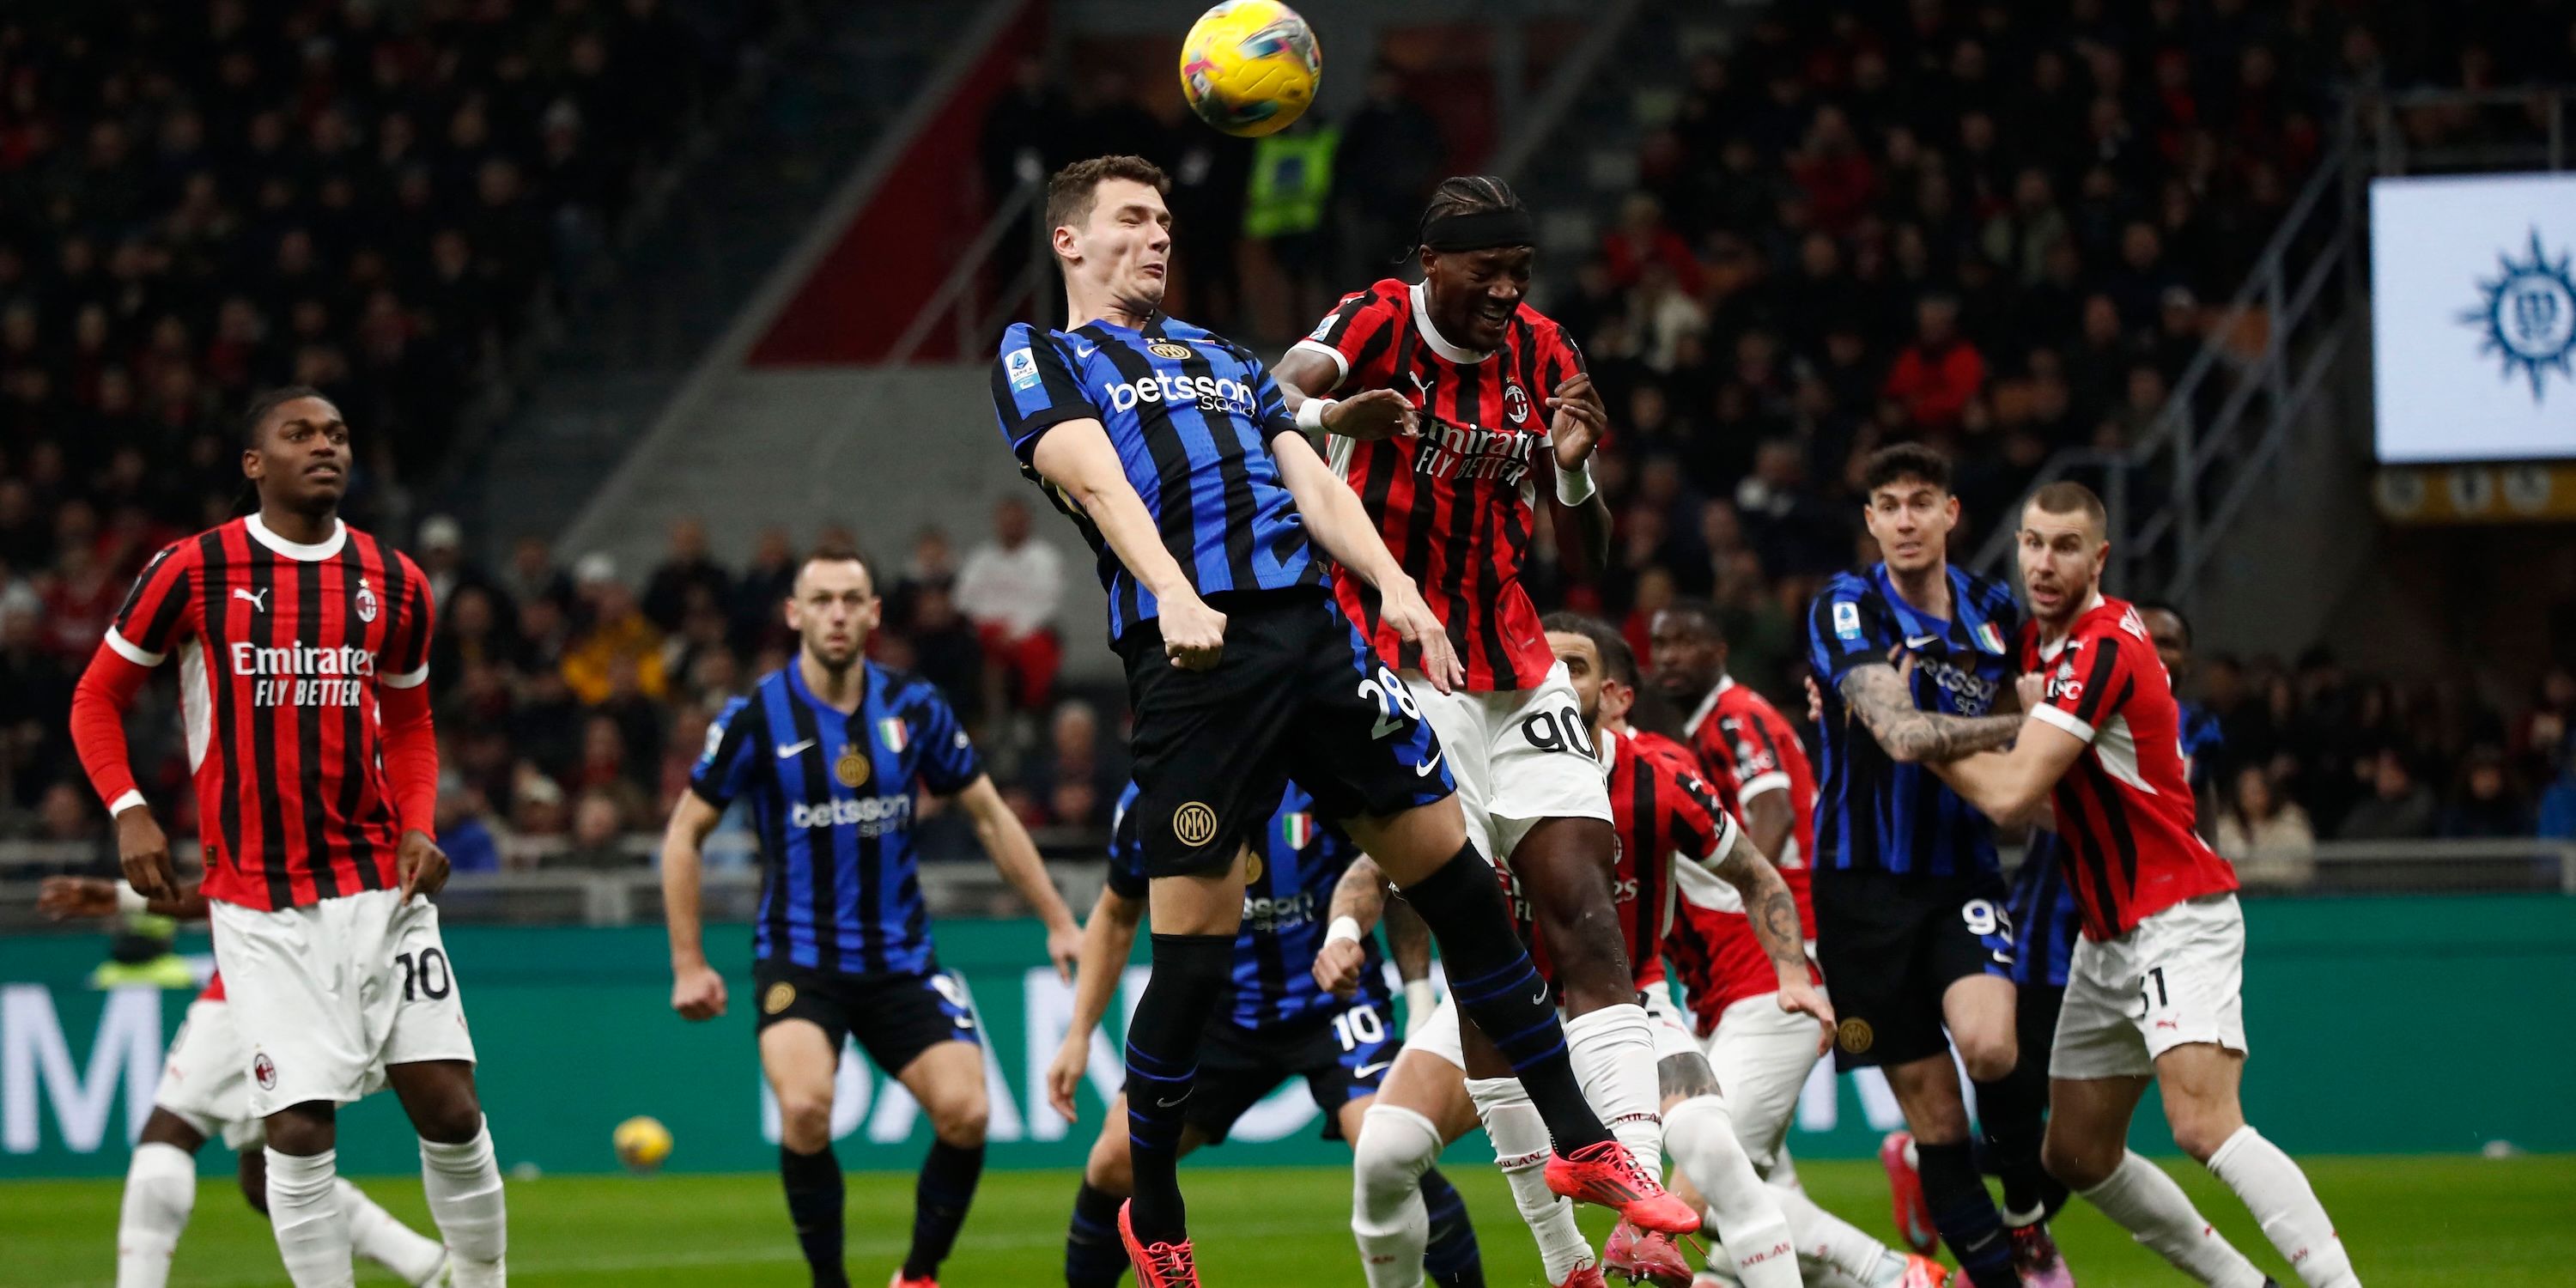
[410,1091,485,1145]
[776,1088,835,1150]
[2164,1103,2242,1163]
[2040,1126,2115,1190]
[1953,1030,2019,1084]
[933,1097,989,1148]
[1084,1133,1134,1194]
[1352,1106,1442,1204]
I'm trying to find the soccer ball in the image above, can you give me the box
[612,1115,672,1172]
[1178,2,1321,137]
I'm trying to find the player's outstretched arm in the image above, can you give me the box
[39,875,210,921]
[659,791,728,1022]
[1268,428,1464,692]
[954,774,1083,981]
[1315,854,1394,999]
[1048,883,1145,1122]
[1837,662,2025,763]
[1706,827,1832,1032]
[1924,720,2090,828]
[1546,372,1615,570]
[1030,417,1228,670]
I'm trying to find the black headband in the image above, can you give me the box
[1420,207,1537,252]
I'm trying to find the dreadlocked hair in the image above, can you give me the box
[1408,175,1525,258]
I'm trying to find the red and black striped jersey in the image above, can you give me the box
[1292,278,1582,690]
[106,515,434,911]
[2023,596,2238,939]
[1681,676,1817,920]
[1505,728,1737,992]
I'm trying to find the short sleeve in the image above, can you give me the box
[991,323,1100,466]
[909,683,985,796]
[106,540,197,665]
[1534,319,1589,394]
[2030,635,2132,745]
[1718,711,1793,804]
[690,696,767,809]
[1807,582,1894,688]
[1105,783,1148,900]
[1244,352,1303,444]
[1286,284,1406,392]
[1665,757,1742,868]
[380,554,435,689]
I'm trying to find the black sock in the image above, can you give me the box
[1122,932,1233,1245]
[1065,1180,1129,1288]
[1419,1166,1485,1288]
[1917,1139,2016,1288]
[901,1138,985,1279]
[780,1143,850,1288]
[1401,844,1612,1151]
[1975,1063,2057,1224]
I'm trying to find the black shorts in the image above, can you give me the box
[1813,867,2016,1071]
[751,957,981,1075]
[1119,586,1452,880]
[1184,993,1400,1145]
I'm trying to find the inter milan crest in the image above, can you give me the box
[2460,228,2576,402]
[353,575,379,623]
[1147,340,1194,360]
[834,743,870,789]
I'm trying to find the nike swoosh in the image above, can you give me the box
[775,740,816,758]
[1156,1092,1189,1108]
[1905,635,1940,649]
[1352,1060,1393,1078]
[1413,750,1444,777]
[1529,987,1549,1006]
[1073,343,1097,359]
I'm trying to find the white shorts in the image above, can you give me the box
[1642,986,1705,1063]
[210,887,477,1116]
[156,999,266,1151]
[2051,894,2248,1081]
[1704,989,1829,1172]
[1405,661,1612,866]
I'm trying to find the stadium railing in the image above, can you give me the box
[1,838,2567,933]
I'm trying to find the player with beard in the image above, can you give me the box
[1276,178,1680,1283]
[1924,483,2356,1288]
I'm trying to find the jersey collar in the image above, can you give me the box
[2036,590,2109,660]
[1596,724,1630,770]
[1681,677,1734,738]
[245,513,348,562]
[787,654,875,719]
[1409,279,1491,365]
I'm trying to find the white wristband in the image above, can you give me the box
[1555,461,1596,505]
[116,884,149,914]
[1295,397,1340,434]
[1324,915,1363,945]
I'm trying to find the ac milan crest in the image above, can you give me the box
[354,575,379,623]
[252,1051,277,1090]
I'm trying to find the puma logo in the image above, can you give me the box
[232,587,270,612]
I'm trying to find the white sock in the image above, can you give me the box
[118,1141,197,1288]
[420,1121,507,1285]
[2207,1127,2360,1287]
[1352,1105,1443,1288]
[1563,1005,1663,1176]
[1467,1075,1595,1283]
[1767,1149,1802,1192]
[265,1147,355,1288]
[338,1179,449,1285]
[1775,1185,1909,1285]
[2080,1151,2266,1287]
[1663,1095,1795,1288]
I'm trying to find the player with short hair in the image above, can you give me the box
[990,155,1685,1288]
[38,877,452,1288]
[1804,444,2069,1288]
[70,386,507,1288]
[1925,483,2357,1288]
[1048,781,1485,1288]
[1352,617,1824,1288]
[661,547,1082,1288]
[1276,176,1688,1278]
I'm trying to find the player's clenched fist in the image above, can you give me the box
[1160,592,1228,671]
[671,961,728,1021]
[114,805,179,902]
[2016,670,2048,713]
[1311,936,1368,998]
[1324,388,1419,441]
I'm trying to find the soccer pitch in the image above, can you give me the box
[3,1156,2567,1287]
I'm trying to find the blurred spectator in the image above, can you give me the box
[1024,700,1125,829]
[888,526,959,635]
[556,788,635,871]
[1332,64,1447,284]
[1881,295,1987,434]
[2215,764,2315,886]
[562,555,668,704]
[2440,748,2530,839]
[955,497,1065,712]
[2338,749,2437,841]
[437,777,504,875]
[643,518,733,633]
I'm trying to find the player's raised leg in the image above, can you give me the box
[765,1020,853,1288]
[891,1040,990,1288]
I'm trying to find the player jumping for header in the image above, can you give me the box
[989,155,1690,1288]
[1923,483,2359,1288]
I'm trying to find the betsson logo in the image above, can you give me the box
[1101,373,1257,416]
[789,795,914,832]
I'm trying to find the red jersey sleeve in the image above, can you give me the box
[105,540,199,666]
[1717,711,1795,804]
[1287,280,1409,392]
[2030,624,2142,744]
[381,554,435,689]
[1660,748,1742,868]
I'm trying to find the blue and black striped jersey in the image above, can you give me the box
[1108,779,1387,1030]
[691,661,983,975]
[2010,698,2224,987]
[990,313,1323,642]
[1807,562,2023,878]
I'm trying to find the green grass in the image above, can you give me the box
[3,1156,2567,1286]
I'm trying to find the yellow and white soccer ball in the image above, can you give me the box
[612,1115,673,1173]
[1178,2,1321,137]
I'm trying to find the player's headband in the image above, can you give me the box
[1419,208,1537,252]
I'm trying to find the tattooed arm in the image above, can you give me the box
[1838,661,2025,763]
[1708,828,1834,1029]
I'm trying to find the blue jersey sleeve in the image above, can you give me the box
[1245,352,1302,444]
[1807,579,1895,688]
[689,696,765,808]
[991,323,1100,466]
[908,682,985,796]
[1106,782,1148,900]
